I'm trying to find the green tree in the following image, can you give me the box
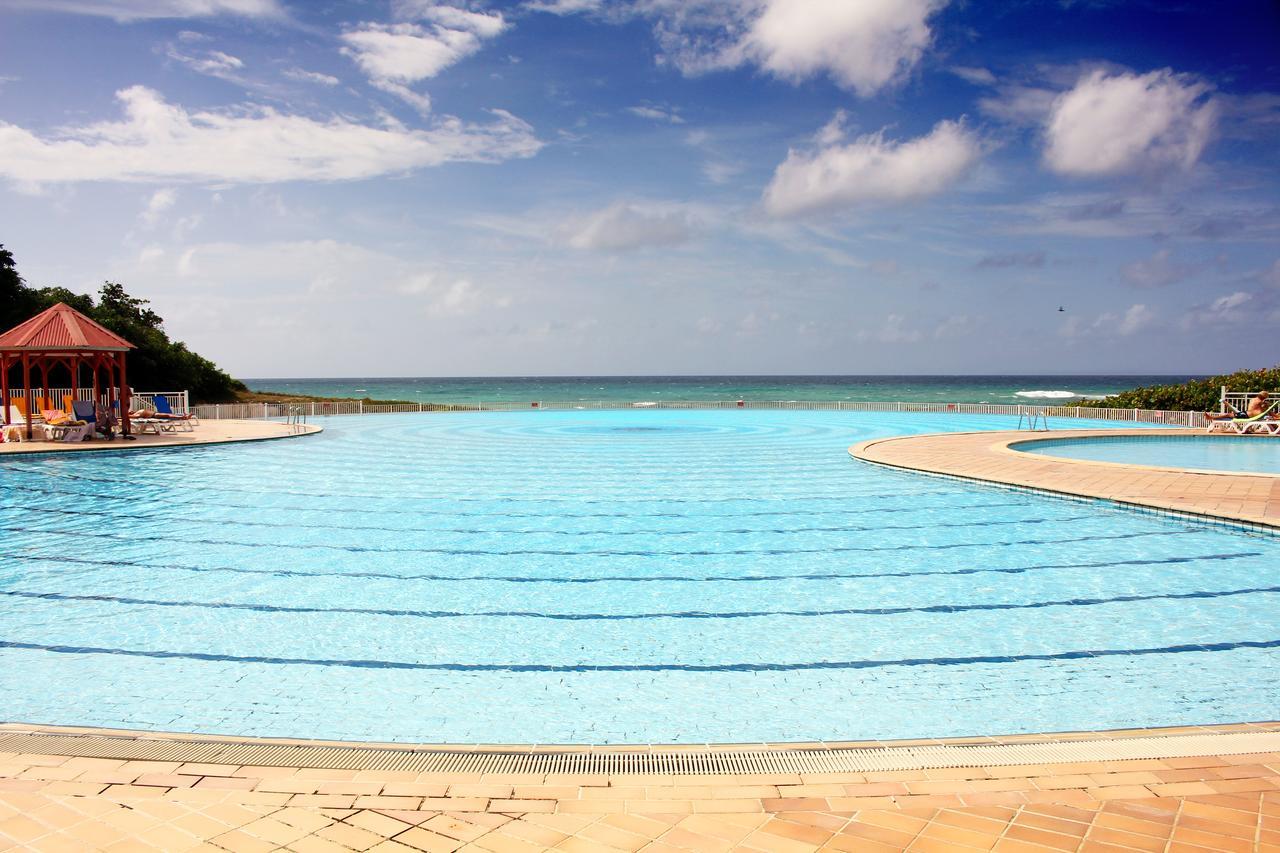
[0,244,246,403]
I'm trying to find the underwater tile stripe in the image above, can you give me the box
[7,584,1278,621]
[0,502,1102,537]
[2,478,1042,519]
[0,523,1188,556]
[1,637,1276,673]
[2,549,1260,586]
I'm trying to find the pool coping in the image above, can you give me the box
[850,428,1279,534]
[1,721,1277,775]
[1003,431,1280,479]
[0,419,322,457]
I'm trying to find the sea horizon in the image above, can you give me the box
[243,374,1201,406]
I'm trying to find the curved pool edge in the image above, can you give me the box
[0,418,322,457]
[850,428,1280,534]
[1004,432,1280,478]
[2,720,1277,772]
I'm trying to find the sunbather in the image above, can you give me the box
[1206,391,1268,420]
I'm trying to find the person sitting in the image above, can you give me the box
[94,402,116,439]
[1206,391,1268,420]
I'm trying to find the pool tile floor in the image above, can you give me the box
[3,739,1279,851]
[851,429,1280,531]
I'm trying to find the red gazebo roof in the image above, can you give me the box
[0,303,134,351]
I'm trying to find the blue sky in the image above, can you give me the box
[0,0,1277,377]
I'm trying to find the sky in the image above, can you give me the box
[0,0,1277,378]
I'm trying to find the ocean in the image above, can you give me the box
[243,375,1197,406]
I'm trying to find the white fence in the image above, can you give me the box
[1222,388,1277,415]
[189,398,1207,428]
[3,388,190,416]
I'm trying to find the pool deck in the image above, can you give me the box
[851,428,1280,532]
[3,422,1278,849]
[0,419,321,454]
[1,722,1277,851]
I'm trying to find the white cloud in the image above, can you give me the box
[530,0,944,98]
[341,6,506,112]
[166,45,244,79]
[978,84,1057,125]
[1044,69,1216,177]
[1121,248,1200,288]
[0,0,284,20]
[1116,303,1153,335]
[283,67,340,87]
[0,86,542,186]
[397,272,510,315]
[856,314,922,344]
[763,118,983,218]
[625,104,684,124]
[1062,303,1155,338]
[950,66,995,86]
[733,0,944,97]
[559,201,699,251]
[140,187,177,227]
[1180,291,1253,330]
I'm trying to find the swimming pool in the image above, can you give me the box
[1018,434,1280,475]
[0,410,1276,744]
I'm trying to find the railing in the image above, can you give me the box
[3,388,190,418]
[1222,388,1277,415]
[187,399,1207,427]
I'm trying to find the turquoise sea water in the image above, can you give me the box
[0,409,1275,743]
[246,374,1196,405]
[1022,435,1280,475]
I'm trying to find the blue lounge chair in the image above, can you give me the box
[152,395,199,428]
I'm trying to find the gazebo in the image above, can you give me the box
[0,302,135,439]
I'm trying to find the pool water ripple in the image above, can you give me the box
[0,409,1276,743]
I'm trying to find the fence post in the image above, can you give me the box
[1220,385,1227,414]
[215,404,221,419]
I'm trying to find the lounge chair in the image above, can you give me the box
[41,409,92,442]
[151,395,198,429]
[1209,400,1280,435]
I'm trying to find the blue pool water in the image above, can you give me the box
[0,410,1276,744]
[1020,434,1280,475]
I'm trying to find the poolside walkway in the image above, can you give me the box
[0,419,320,455]
[851,429,1279,532]
[2,723,1279,851]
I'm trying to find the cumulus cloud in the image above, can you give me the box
[559,201,700,251]
[342,5,506,113]
[1121,248,1201,288]
[0,0,284,20]
[1044,69,1217,177]
[1180,291,1254,330]
[397,272,511,315]
[139,187,177,227]
[1061,303,1154,338]
[733,0,944,96]
[763,118,983,218]
[528,0,944,98]
[0,86,541,186]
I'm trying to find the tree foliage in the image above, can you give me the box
[1072,366,1280,411]
[0,244,246,403]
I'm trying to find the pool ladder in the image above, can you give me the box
[286,405,308,432]
[1016,406,1050,431]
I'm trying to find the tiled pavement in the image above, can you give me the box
[0,420,319,456]
[2,747,1279,851]
[850,429,1280,531]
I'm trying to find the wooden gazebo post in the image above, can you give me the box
[0,303,135,441]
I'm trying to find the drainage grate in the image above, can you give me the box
[0,730,1275,775]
